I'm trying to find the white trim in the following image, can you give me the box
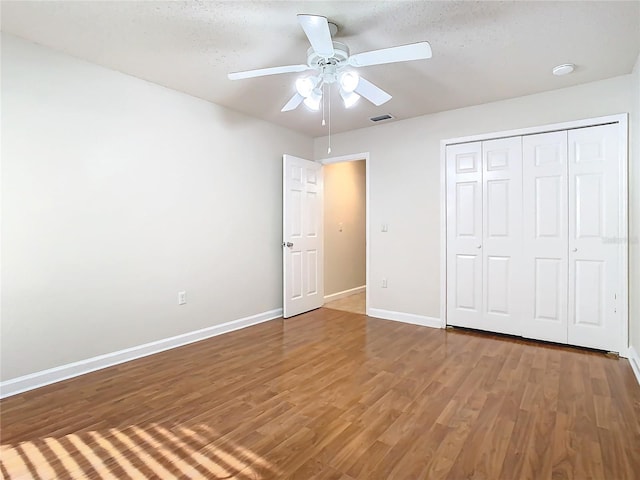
[440,140,448,329]
[444,113,628,145]
[618,115,629,353]
[629,346,640,387]
[368,308,442,329]
[0,308,282,399]
[440,114,629,354]
[320,152,371,316]
[321,152,369,165]
[324,285,366,302]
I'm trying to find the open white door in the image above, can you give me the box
[283,154,324,318]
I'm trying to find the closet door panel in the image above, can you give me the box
[486,255,510,314]
[454,254,481,312]
[535,176,562,237]
[522,131,568,343]
[568,124,620,351]
[534,258,562,322]
[446,142,483,328]
[482,137,523,335]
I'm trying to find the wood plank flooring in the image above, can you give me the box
[323,292,366,315]
[1,308,639,479]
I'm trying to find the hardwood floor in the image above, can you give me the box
[1,308,639,479]
[324,292,366,315]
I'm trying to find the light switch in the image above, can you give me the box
[381,224,388,232]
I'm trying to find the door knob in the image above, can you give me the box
[477,245,482,249]
[572,247,578,252]
[282,242,294,248]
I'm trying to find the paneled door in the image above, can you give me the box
[567,124,620,351]
[522,131,569,343]
[283,154,324,318]
[446,139,523,335]
[446,142,483,329]
[482,137,523,335]
[446,116,626,353]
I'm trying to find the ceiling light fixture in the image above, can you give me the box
[340,89,361,108]
[303,88,322,111]
[295,76,316,97]
[552,63,575,76]
[339,71,360,92]
[294,70,362,110]
[228,14,433,117]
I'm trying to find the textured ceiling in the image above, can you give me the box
[2,1,639,137]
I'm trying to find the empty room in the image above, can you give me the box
[1,1,639,479]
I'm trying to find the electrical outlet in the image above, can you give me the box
[178,291,187,305]
[381,224,389,232]
[382,278,387,288]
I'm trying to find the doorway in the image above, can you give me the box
[322,154,368,315]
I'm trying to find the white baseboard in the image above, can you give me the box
[324,285,366,303]
[368,308,443,329]
[629,346,640,387]
[0,308,283,399]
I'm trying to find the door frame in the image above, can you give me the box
[320,152,371,316]
[439,113,629,355]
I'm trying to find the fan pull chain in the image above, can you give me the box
[327,85,332,154]
[321,83,326,126]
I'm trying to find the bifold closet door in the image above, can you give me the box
[522,131,569,343]
[448,121,623,351]
[446,138,523,334]
[567,124,620,351]
[482,137,523,336]
[446,142,483,328]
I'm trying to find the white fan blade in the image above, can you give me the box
[228,64,310,80]
[298,14,334,58]
[348,41,432,67]
[281,93,304,112]
[354,77,392,106]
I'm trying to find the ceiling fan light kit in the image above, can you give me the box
[295,76,317,97]
[303,89,322,111]
[228,14,432,115]
[340,90,361,108]
[339,71,359,92]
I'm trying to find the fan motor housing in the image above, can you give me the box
[306,42,350,69]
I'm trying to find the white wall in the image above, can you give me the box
[3,31,637,384]
[314,74,636,325]
[324,160,366,296]
[629,55,640,355]
[1,34,312,381]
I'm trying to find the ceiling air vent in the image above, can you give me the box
[370,114,394,123]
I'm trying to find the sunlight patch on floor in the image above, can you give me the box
[0,423,277,479]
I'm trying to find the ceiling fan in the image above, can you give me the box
[228,14,432,112]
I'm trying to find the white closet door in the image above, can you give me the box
[522,131,569,343]
[568,124,620,351]
[446,142,483,328]
[482,137,523,335]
